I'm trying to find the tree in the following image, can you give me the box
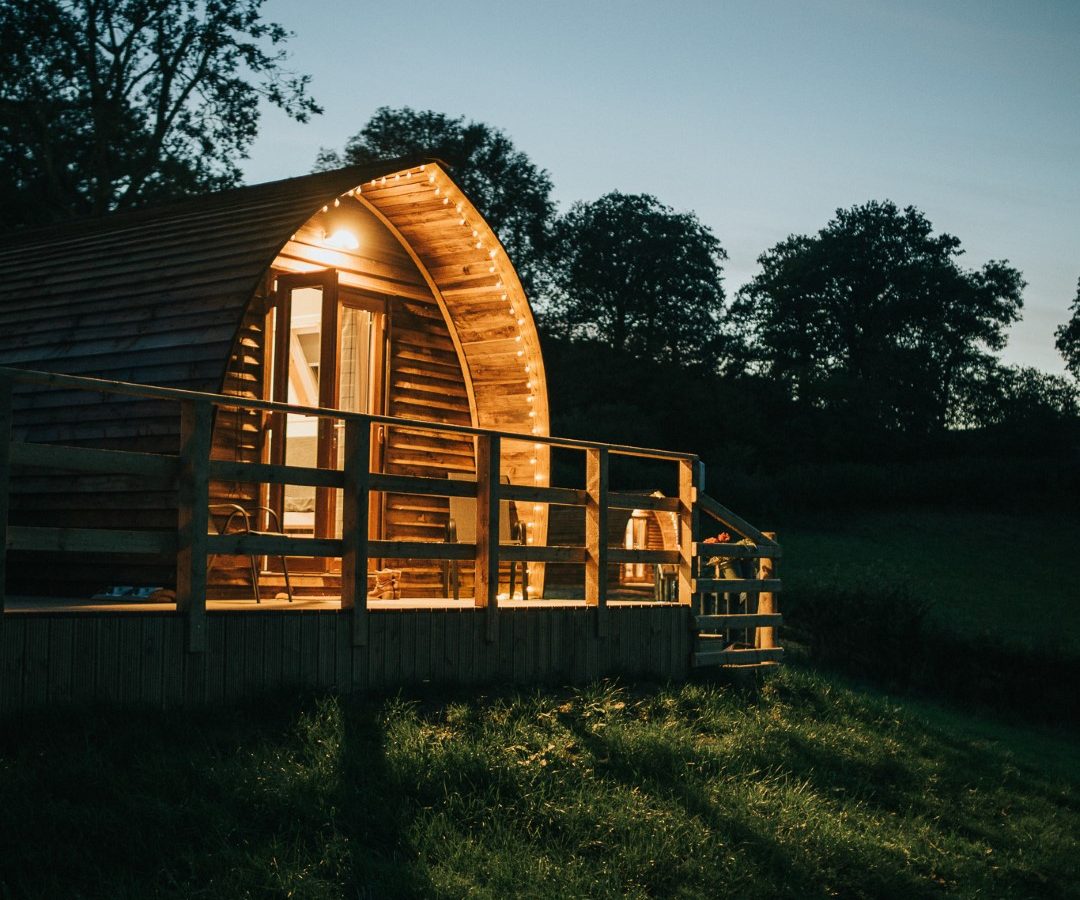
[951,362,1077,429]
[0,0,319,229]
[730,201,1025,433]
[317,106,555,293]
[541,192,730,372]
[1054,277,1080,380]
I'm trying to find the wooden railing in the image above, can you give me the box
[0,366,781,665]
[692,493,783,667]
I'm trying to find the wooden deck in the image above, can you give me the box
[0,366,783,711]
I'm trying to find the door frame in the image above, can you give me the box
[267,269,339,540]
[263,270,391,572]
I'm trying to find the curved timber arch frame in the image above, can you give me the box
[357,164,552,592]
[249,161,552,593]
[352,194,481,428]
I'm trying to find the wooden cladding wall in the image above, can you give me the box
[0,606,692,712]
[206,286,270,595]
[383,297,474,597]
[0,165,416,597]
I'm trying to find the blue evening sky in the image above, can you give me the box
[244,0,1080,373]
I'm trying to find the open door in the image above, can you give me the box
[265,269,386,570]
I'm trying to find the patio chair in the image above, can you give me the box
[207,503,294,604]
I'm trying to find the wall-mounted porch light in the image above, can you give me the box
[322,228,359,251]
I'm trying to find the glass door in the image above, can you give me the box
[266,271,387,568]
[334,300,385,537]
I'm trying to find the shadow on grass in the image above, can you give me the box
[556,704,826,898]
[2,672,1077,898]
[0,691,434,899]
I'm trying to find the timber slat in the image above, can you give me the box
[9,441,178,478]
[608,548,680,565]
[210,458,345,489]
[500,484,587,506]
[369,540,474,560]
[499,545,586,563]
[369,472,476,498]
[608,492,680,512]
[694,578,783,593]
[207,533,342,557]
[693,541,783,559]
[7,525,176,554]
[696,613,783,630]
[696,492,779,547]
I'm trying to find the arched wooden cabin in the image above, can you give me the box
[0,159,551,599]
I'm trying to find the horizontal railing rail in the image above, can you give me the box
[0,366,782,667]
[0,366,697,461]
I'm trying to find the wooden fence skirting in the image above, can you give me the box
[0,606,692,712]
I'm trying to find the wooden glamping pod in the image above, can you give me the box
[0,160,785,709]
[0,159,551,600]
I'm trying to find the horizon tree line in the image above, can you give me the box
[1,0,1076,440]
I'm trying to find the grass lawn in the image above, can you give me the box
[2,666,1077,899]
[778,509,1080,654]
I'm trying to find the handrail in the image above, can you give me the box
[0,366,697,462]
[696,492,779,547]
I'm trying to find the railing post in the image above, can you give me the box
[475,433,500,642]
[177,399,212,653]
[585,447,609,636]
[341,418,371,646]
[0,374,11,615]
[756,531,778,650]
[678,458,702,606]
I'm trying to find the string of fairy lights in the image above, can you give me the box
[332,165,547,597]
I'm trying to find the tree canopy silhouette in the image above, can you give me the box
[541,192,729,372]
[0,0,320,230]
[317,106,555,294]
[1054,277,1080,381]
[729,201,1025,433]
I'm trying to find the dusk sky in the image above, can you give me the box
[243,0,1079,374]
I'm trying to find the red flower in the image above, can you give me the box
[717,532,731,543]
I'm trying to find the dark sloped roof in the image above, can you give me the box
[0,157,431,390]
